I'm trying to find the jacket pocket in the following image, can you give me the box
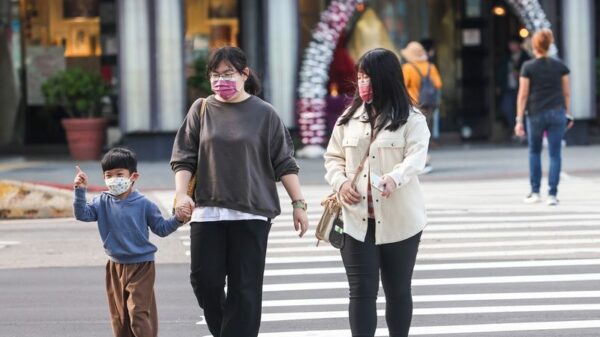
[342,137,360,173]
[377,138,406,174]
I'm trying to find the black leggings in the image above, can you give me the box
[341,219,422,337]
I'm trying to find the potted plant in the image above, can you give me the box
[42,68,110,160]
[187,55,212,103]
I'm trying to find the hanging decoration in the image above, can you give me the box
[296,0,359,157]
[296,0,553,157]
[504,0,557,54]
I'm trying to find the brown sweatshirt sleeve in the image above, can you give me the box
[269,112,299,181]
[170,99,202,173]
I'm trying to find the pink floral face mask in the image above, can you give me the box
[358,81,373,103]
[211,79,238,100]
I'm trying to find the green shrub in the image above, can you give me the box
[187,56,211,96]
[42,68,109,118]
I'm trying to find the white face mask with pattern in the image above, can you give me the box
[105,177,132,196]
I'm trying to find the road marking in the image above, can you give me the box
[0,241,20,249]
[264,229,600,244]
[266,238,600,253]
[262,290,600,307]
[263,258,600,276]
[249,320,600,336]
[199,304,600,323]
[262,273,600,292]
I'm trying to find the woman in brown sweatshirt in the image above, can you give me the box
[170,46,309,337]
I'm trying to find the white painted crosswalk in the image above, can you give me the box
[0,240,19,250]
[163,176,600,336]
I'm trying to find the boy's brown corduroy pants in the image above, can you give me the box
[105,260,158,337]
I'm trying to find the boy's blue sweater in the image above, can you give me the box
[74,188,180,264]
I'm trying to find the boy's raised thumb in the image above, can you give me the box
[75,165,84,174]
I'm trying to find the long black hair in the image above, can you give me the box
[206,46,261,95]
[338,48,413,131]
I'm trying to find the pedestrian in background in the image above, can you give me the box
[515,29,574,206]
[73,147,190,337]
[324,48,430,337]
[497,36,530,137]
[420,38,443,143]
[170,46,309,337]
[401,41,442,174]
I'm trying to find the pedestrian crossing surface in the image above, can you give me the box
[170,176,600,336]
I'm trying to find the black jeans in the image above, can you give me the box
[341,219,422,337]
[189,219,271,337]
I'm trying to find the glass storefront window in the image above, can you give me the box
[184,0,239,99]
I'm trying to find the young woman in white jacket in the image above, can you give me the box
[324,48,430,337]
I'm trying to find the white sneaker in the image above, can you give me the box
[547,195,559,206]
[523,193,541,204]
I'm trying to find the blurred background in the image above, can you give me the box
[0,0,597,160]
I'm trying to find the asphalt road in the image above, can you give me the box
[2,173,600,336]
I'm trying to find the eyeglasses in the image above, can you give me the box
[209,71,238,81]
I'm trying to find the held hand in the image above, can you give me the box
[175,204,192,223]
[174,192,195,223]
[514,122,526,138]
[380,175,397,199]
[74,166,88,188]
[339,181,361,205]
[175,192,195,211]
[293,208,309,238]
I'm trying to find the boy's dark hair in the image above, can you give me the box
[101,147,138,173]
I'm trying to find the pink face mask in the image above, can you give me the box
[358,82,373,103]
[212,80,238,100]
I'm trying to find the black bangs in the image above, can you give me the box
[101,147,137,173]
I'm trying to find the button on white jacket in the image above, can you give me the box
[324,106,430,244]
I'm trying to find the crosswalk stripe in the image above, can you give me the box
[268,220,600,232]
[251,320,600,336]
[262,291,600,307]
[264,258,600,276]
[262,273,600,292]
[198,304,600,324]
[272,214,600,225]
[264,245,600,263]
[266,238,600,253]
[261,229,600,244]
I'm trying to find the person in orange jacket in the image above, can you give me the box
[401,41,442,174]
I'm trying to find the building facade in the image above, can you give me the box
[0,0,597,158]
[295,0,598,157]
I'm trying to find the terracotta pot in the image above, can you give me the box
[61,118,107,160]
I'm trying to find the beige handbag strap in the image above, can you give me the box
[198,98,207,120]
[350,128,379,188]
[188,98,207,197]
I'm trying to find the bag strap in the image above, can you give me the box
[350,127,379,188]
[409,62,432,79]
[190,98,207,192]
[408,62,424,78]
[198,98,207,120]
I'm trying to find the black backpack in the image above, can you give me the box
[410,62,439,108]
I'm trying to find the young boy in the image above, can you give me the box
[73,147,191,337]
